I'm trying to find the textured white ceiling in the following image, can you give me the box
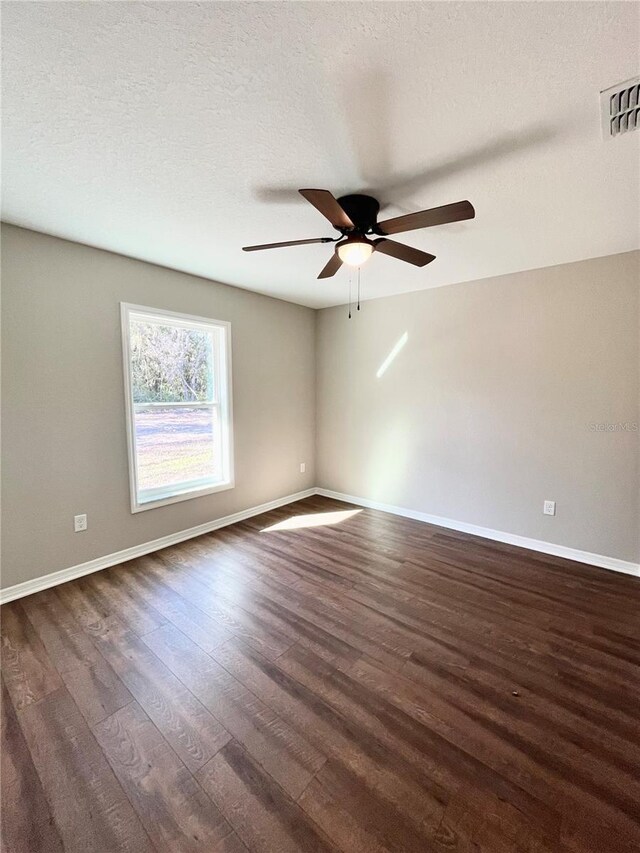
[2,2,639,308]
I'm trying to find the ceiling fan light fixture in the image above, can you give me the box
[337,236,373,267]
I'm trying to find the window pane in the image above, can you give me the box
[123,306,232,511]
[130,319,214,403]
[134,404,219,497]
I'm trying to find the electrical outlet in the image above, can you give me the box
[299,462,306,474]
[543,500,556,516]
[74,514,88,532]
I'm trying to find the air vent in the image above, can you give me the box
[600,76,640,138]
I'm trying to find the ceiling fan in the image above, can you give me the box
[243,190,475,279]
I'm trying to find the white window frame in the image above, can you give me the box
[120,303,234,513]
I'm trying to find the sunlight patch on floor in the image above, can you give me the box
[261,509,362,532]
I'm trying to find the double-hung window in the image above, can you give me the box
[121,304,233,512]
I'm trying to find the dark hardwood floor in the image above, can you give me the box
[2,495,639,852]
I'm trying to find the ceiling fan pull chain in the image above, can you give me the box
[357,267,361,311]
[348,272,352,319]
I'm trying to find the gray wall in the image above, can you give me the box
[316,252,640,563]
[2,227,638,591]
[1,224,316,588]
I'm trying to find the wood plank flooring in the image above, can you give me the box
[2,495,639,852]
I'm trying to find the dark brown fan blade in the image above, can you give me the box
[373,239,436,267]
[317,252,343,279]
[377,200,475,235]
[243,237,333,252]
[299,189,354,230]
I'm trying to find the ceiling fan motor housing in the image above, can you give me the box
[336,194,380,234]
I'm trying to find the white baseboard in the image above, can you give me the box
[2,485,637,604]
[0,488,316,605]
[316,488,640,578]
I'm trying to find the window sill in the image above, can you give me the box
[131,479,235,513]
